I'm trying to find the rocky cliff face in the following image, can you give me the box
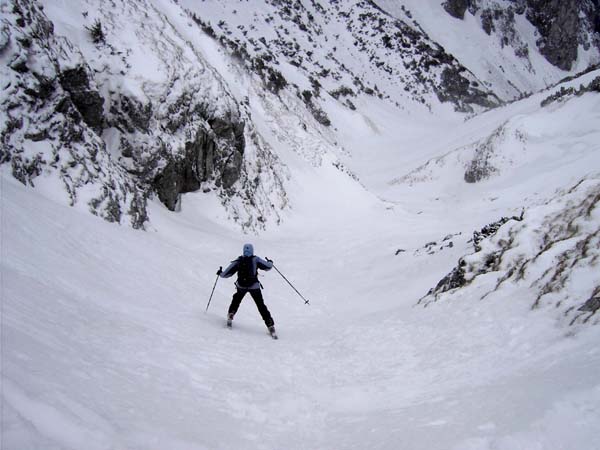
[443,0,600,71]
[1,0,288,230]
[1,1,148,228]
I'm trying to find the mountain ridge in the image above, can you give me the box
[1,0,599,231]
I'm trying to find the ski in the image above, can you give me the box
[226,322,276,339]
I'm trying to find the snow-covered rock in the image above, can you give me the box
[1,0,290,231]
[182,0,500,114]
[3,0,599,231]
[441,0,600,71]
[0,0,149,227]
[379,0,600,100]
[421,175,600,329]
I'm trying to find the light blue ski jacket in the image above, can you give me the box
[220,244,273,290]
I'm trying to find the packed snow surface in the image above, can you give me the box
[3,66,600,449]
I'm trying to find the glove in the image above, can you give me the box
[266,257,273,264]
[216,266,222,276]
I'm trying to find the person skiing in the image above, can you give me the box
[217,244,277,338]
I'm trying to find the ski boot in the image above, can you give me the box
[226,313,234,328]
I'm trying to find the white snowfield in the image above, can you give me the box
[3,0,600,449]
[3,72,600,449]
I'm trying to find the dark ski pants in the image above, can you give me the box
[228,288,274,328]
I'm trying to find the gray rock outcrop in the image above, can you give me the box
[442,0,470,19]
[153,121,245,211]
[59,66,105,133]
[525,0,581,70]
[441,0,600,72]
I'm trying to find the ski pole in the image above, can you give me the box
[272,264,310,305]
[205,271,220,312]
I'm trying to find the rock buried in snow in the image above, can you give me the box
[578,296,600,313]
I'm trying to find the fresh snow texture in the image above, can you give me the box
[3,81,600,449]
[2,153,600,449]
[2,1,600,450]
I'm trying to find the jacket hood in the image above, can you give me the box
[243,243,254,257]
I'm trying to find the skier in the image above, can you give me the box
[217,244,277,338]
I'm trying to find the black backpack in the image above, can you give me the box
[237,256,258,287]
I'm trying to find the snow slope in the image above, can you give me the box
[3,1,600,449]
[3,73,600,449]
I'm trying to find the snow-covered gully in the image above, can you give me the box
[2,0,600,448]
[3,145,600,449]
